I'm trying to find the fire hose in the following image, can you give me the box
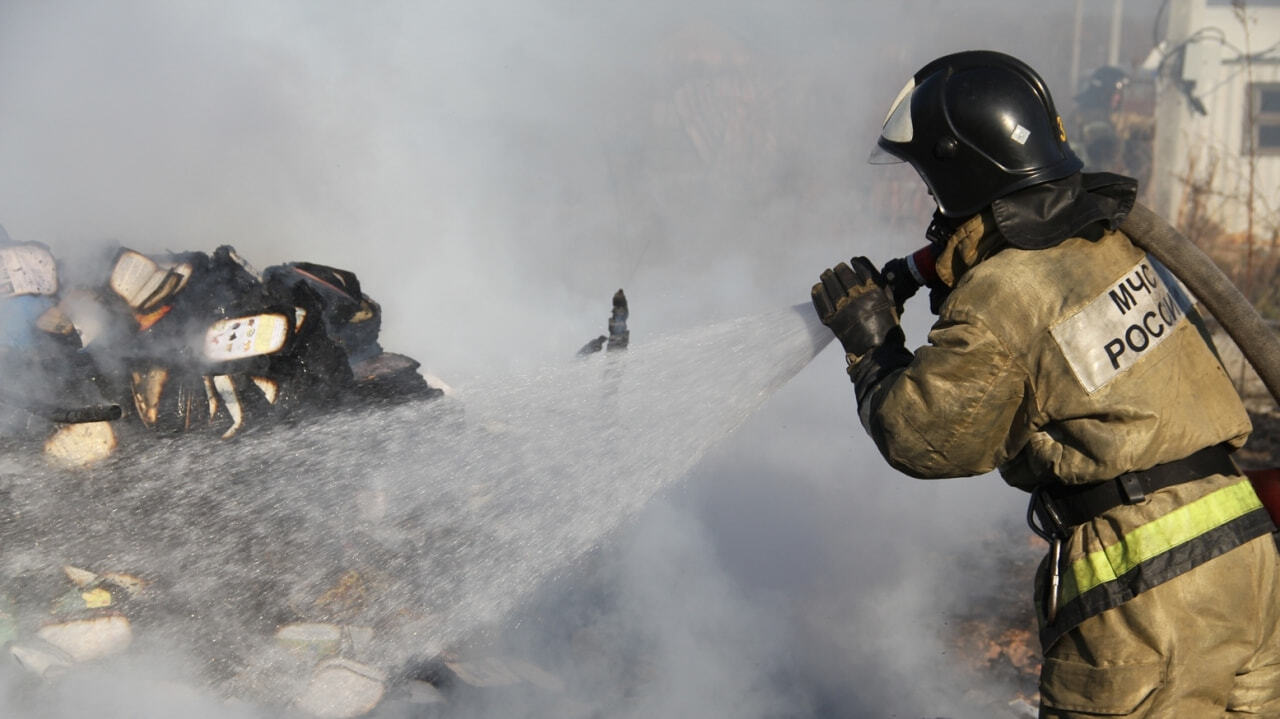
[1119,202,1280,405]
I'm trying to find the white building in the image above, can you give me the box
[1150,0,1280,240]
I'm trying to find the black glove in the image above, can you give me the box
[879,256,919,312]
[883,253,953,316]
[811,257,900,358]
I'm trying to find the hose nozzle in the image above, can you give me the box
[881,245,940,309]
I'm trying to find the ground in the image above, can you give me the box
[1238,409,1280,471]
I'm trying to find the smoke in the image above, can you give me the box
[0,1,1162,718]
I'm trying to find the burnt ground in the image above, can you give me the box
[1237,409,1280,471]
[1210,327,1280,470]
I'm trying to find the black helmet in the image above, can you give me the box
[1077,65,1128,110]
[872,50,1082,218]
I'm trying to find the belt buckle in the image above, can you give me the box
[1119,474,1147,504]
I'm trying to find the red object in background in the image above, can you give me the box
[1246,468,1280,527]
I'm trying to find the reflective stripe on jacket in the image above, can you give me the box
[1043,475,1271,646]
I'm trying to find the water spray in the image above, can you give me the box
[0,303,832,716]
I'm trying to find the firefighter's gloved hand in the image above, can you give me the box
[811,257,900,358]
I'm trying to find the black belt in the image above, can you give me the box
[1035,444,1239,531]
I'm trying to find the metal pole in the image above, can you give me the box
[1108,0,1126,66]
[1070,0,1085,94]
[1151,0,1195,219]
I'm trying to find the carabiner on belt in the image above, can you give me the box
[1047,535,1063,623]
[1027,486,1068,624]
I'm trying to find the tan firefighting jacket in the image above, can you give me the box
[855,212,1272,647]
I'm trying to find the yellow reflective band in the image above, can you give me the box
[1061,480,1263,604]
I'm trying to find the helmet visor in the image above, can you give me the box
[868,78,915,164]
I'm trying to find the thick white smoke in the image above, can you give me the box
[0,1,1165,717]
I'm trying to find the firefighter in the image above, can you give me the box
[812,51,1280,716]
[1072,66,1153,192]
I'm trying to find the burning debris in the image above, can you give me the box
[0,235,445,468]
[0,235,462,715]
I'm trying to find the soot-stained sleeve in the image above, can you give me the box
[851,309,1033,479]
